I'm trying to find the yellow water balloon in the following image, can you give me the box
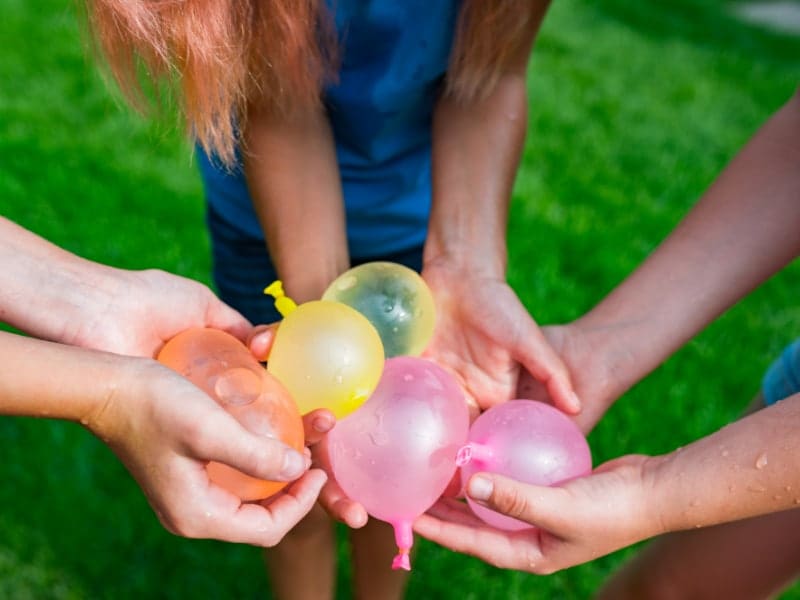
[322,262,436,358]
[265,284,385,418]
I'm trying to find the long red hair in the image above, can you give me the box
[87,0,539,164]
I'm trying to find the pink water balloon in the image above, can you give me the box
[328,356,469,570]
[457,400,592,531]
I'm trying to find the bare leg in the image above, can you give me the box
[596,508,800,600]
[264,503,336,600]
[349,518,409,600]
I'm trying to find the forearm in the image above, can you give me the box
[0,217,119,342]
[425,3,550,277]
[242,106,349,302]
[424,73,528,276]
[0,329,143,422]
[577,92,800,402]
[646,393,800,534]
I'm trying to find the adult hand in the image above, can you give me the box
[63,267,251,357]
[414,455,660,573]
[86,358,325,546]
[421,262,580,417]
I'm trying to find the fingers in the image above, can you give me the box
[318,477,368,528]
[302,409,336,446]
[514,322,581,415]
[465,473,565,533]
[413,501,544,572]
[177,469,328,547]
[187,412,308,482]
[248,323,280,362]
[204,297,253,342]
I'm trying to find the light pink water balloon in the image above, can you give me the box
[329,356,470,570]
[457,400,592,531]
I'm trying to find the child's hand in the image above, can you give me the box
[421,263,580,416]
[63,267,251,357]
[414,455,659,573]
[515,323,620,434]
[250,323,369,528]
[84,359,325,546]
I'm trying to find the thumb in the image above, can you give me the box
[513,321,581,415]
[187,412,308,482]
[466,473,567,532]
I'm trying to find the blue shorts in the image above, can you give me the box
[206,206,424,325]
[761,339,800,405]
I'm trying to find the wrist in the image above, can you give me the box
[569,313,647,404]
[639,454,675,538]
[80,354,156,439]
[422,240,507,280]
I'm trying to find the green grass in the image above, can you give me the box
[1,0,799,597]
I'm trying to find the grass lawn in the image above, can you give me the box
[1,0,799,597]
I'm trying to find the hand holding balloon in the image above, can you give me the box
[457,400,591,530]
[157,327,305,501]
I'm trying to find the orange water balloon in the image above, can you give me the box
[157,328,304,501]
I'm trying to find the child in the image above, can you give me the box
[86,1,579,597]
[0,216,324,547]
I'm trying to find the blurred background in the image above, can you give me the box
[1,0,799,597]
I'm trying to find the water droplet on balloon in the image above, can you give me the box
[403,374,413,382]
[335,374,344,384]
[755,453,768,469]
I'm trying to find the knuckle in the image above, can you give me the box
[492,487,531,521]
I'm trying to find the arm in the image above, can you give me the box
[414,393,800,573]
[518,90,800,431]
[242,105,349,302]
[422,0,579,415]
[0,329,324,546]
[0,216,251,355]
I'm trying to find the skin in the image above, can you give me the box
[239,3,579,598]
[0,216,329,546]
[414,90,800,579]
[422,0,579,418]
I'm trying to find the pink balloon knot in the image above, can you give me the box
[391,549,411,571]
[455,445,473,467]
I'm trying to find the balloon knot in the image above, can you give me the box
[455,444,473,467]
[263,280,297,317]
[391,549,411,571]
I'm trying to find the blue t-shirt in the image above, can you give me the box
[198,0,460,259]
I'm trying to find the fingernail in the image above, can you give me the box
[467,475,494,501]
[313,415,334,433]
[281,450,305,479]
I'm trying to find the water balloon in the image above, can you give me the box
[157,327,304,501]
[322,262,435,358]
[328,356,470,570]
[457,400,591,531]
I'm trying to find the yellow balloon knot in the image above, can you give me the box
[263,280,298,317]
